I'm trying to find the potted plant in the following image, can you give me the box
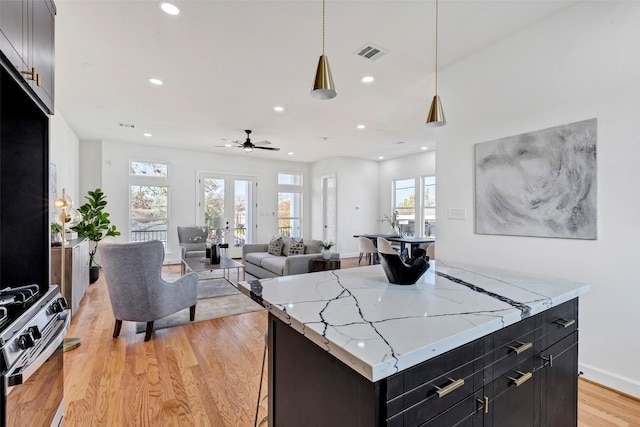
[51,222,63,246]
[321,240,334,260]
[72,188,120,283]
[380,211,400,237]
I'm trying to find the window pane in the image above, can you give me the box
[130,185,168,247]
[394,178,415,236]
[203,178,225,229]
[130,161,168,177]
[278,192,301,237]
[278,173,302,186]
[424,176,436,237]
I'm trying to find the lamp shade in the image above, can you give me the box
[426,95,446,127]
[311,55,337,100]
[212,217,226,229]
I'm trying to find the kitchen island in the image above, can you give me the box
[238,260,589,426]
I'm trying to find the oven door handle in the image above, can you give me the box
[5,311,70,391]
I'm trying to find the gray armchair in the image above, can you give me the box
[100,240,199,341]
[177,226,208,259]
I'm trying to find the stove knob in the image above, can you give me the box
[17,333,35,350]
[51,301,64,314]
[28,326,42,339]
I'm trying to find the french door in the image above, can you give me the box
[198,173,256,259]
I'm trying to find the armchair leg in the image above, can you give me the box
[113,319,123,338]
[144,321,154,341]
[190,305,196,322]
[358,252,363,265]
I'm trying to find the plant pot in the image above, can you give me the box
[322,249,331,260]
[388,227,399,237]
[89,265,100,284]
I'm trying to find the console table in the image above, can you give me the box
[51,238,90,317]
[238,261,588,426]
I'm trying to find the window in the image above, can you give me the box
[394,178,416,236]
[278,173,303,237]
[423,176,436,237]
[130,161,168,177]
[130,185,169,247]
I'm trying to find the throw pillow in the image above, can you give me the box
[287,238,304,256]
[268,236,284,256]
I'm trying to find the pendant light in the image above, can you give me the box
[311,0,337,100]
[426,0,446,127]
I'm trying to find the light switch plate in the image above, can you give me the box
[448,208,466,220]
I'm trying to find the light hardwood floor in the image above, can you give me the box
[64,259,640,426]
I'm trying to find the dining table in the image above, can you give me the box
[353,234,435,261]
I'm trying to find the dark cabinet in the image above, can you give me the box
[0,0,55,114]
[268,299,580,427]
[51,238,90,317]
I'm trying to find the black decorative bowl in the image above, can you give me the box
[379,252,430,285]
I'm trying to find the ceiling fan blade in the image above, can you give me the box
[252,140,272,146]
[254,146,280,151]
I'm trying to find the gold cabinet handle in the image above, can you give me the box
[477,396,489,414]
[434,378,465,398]
[21,67,37,82]
[507,341,532,355]
[553,318,575,328]
[541,354,554,368]
[36,73,41,86]
[508,370,533,387]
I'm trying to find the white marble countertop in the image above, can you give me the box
[238,260,589,382]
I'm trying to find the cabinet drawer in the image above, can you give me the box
[386,339,483,424]
[542,299,578,350]
[483,316,541,384]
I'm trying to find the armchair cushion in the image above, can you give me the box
[177,226,208,259]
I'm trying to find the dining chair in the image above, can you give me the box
[357,236,377,265]
[377,237,397,255]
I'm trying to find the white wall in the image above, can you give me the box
[437,2,640,397]
[86,140,311,263]
[50,109,80,203]
[311,157,380,257]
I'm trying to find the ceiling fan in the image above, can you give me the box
[218,129,280,152]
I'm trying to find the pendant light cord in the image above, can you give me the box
[322,0,326,55]
[434,0,439,95]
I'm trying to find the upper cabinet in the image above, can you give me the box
[0,0,55,114]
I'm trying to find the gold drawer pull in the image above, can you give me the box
[21,67,37,81]
[541,354,554,368]
[477,396,489,414]
[553,318,575,328]
[435,378,465,398]
[508,371,533,387]
[507,341,532,355]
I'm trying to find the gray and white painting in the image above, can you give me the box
[475,119,597,239]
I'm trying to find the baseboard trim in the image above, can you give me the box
[579,362,640,399]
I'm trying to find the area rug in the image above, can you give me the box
[135,278,263,333]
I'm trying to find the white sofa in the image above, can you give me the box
[242,237,338,279]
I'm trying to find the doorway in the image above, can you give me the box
[199,173,256,259]
[322,175,337,245]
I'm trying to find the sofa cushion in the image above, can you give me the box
[260,256,286,276]
[245,252,275,266]
[268,236,284,256]
[304,239,323,254]
[284,238,304,256]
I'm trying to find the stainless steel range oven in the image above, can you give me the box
[0,285,69,427]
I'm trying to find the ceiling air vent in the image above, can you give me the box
[355,44,388,61]
[118,122,136,129]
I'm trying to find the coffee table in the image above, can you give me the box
[182,256,245,285]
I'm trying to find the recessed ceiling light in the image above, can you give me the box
[143,133,152,137]
[357,124,366,129]
[274,106,285,112]
[361,76,374,83]
[421,146,428,150]
[160,2,179,15]
[378,156,384,160]
[287,152,294,156]
[149,78,163,85]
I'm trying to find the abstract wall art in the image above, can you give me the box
[475,118,597,239]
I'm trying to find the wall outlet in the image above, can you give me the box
[448,208,467,220]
